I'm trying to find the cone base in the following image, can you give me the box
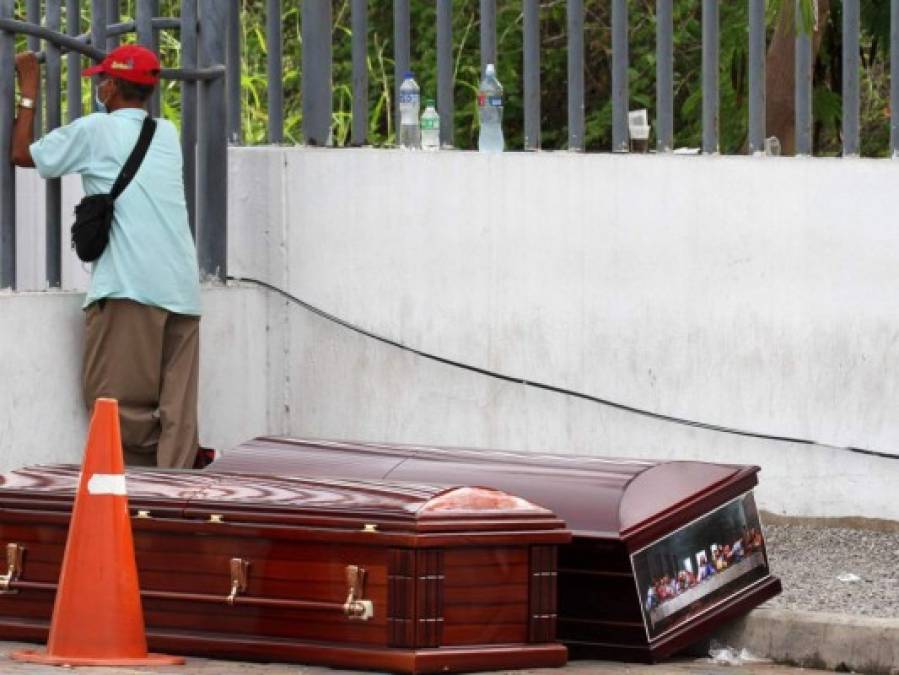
[10,649,185,666]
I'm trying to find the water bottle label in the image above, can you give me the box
[421,118,439,130]
[399,92,419,105]
[478,94,503,107]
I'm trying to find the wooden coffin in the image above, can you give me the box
[0,465,570,674]
[210,438,783,663]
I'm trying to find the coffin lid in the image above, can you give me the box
[0,464,566,534]
[209,437,758,536]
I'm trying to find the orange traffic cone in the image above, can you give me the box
[12,398,183,667]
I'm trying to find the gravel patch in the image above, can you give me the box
[763,524,899,618]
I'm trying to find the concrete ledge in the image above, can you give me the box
[711,608,899,674]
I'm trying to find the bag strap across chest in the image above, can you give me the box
[109,115,157,201]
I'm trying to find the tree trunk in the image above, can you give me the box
[765,0,831,155]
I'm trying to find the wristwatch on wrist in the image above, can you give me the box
[18,96,35,109]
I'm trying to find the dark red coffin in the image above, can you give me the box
[0,465,570,673]
[210,437,783,662]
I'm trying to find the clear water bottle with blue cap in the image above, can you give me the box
[398,72,421,149]
[478,63,504,152]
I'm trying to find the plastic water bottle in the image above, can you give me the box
[398,72,420,149]
[478,63,504,152]
[421,99,440,151]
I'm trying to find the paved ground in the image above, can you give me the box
[763,524,899,618]
[0,640,825,675]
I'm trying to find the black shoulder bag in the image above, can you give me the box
[71,115,157,262]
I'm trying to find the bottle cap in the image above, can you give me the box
[485,63,496,75]
[404,71,414,80]
[426,98,436,107]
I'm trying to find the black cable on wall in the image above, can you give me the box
[227,275,899,462]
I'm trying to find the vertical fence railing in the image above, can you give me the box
[795,0,813,156]
[436,0,453,148]
[225,0,240,144]
[301,0,330,146]
[45,0,61,287]
[350,0,365,146]
[522,0,539,150]
[105,0,119,49]
[747,0,765,154]
[655,0,673,153]
[181,0,198,236]
[392,0,408,144]
[567,0,584,151]
[611,0,628,152]
[197,0,228,278]
[65,0,80,122]
[26,0,41,135]
[702,0,719,154]
[893,0,899,157]
[842,0,860,157]
[0,0,228,289]
[90,0,105,113]
[136,0,160,117]
[479,0,495,75]
[0,0,14,289]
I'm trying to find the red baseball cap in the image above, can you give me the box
[83,44,161,85]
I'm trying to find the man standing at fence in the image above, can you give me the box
[11,45,202,470]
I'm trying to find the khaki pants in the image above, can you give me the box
[83,298,200,469]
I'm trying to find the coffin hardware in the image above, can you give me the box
[135,510,151,519]
[0,543,24,594]
[362,523,378,532]
[227,558,249,605]
[343,564,374,621]
[208,514,224,524]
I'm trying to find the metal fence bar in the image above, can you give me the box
[392,0,409,141]
[702,0,719,154]
[437,0,453,147]
[136,0,160,116]
[523,0,539,150]
[106,0,119,49]
[350,0,366,146]
[893,0,899,157]
[302,0,331,146]
[46,0,63,287]
[181,0,197,235]
[747,0,765,154]
[795,0,812,156]
[26,0,42,136]
[267,0,283,143]
[480,0,496,74]
[90,0,106,112]
[567,0,584,151]
[611,0,628,152]
[0,0,15,289]
[655,0,673,152]
[66,0,81,122]
[197,0,227,278]
[842,0,860,157]
[226,0,240,143]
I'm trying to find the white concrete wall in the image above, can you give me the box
[0,286,273,470]
[3,147,899,521]
[228,147,899,521]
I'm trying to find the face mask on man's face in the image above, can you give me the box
[95,80,109,113]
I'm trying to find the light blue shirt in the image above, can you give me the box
[30,108,201,315]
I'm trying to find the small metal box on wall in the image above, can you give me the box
[212,437,782,662]
[0,466,570,673]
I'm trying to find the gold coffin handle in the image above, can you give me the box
[0,543,25,594]
[343,564,374,621]
[226,558,249,605]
